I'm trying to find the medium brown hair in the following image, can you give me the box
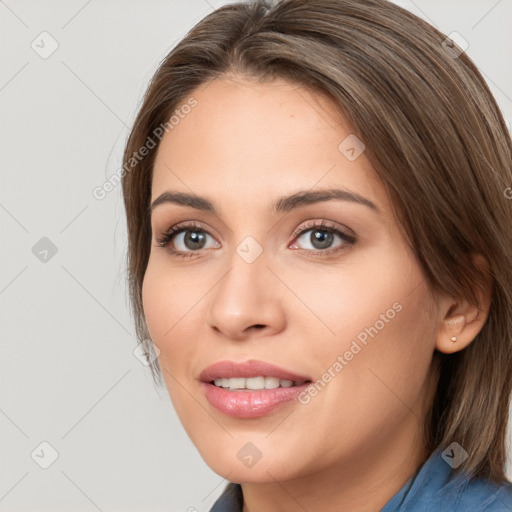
[122,0,512,482]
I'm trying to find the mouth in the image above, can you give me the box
[199,359,312,387]
[199,360,313,418]
[209,376,311,391]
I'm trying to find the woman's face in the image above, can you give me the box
[143,75,441,482]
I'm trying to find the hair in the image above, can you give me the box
[121,0,512,483]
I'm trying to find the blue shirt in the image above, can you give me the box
[209,448,512,511]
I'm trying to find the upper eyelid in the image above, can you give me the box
[292,219,354,237]
[161,219,348,235]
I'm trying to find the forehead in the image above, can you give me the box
[151,76,388,216]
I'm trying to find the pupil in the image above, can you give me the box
[311,230,333,249]
[185,230,206,250]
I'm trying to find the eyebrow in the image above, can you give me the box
[149,188,379,215]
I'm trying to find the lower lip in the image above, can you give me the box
[201,382,310,418]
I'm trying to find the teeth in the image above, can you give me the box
[213,376,301,390]
[246,376,265,389]
[228,377,245,389]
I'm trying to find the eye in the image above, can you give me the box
[155,219,356,259]
[156,222,220,256]
[290,220,356,254]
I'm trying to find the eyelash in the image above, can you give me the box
[155,220,357,259]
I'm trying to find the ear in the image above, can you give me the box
[435,254,493,354]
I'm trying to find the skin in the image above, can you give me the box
[142,75,492,512]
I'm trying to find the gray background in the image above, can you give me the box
[1,1,511,511]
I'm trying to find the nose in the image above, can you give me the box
[205,249,286,341]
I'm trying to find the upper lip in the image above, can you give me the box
[199,360,312,383]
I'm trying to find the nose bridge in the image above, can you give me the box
[219,231,269,294]
[205,234,285,338]
[214,235,270,313]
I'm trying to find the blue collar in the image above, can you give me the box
[210,448,512,511]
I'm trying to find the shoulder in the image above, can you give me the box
[413,469,512,512]
[452,476,512,512]
[382,448,512,512]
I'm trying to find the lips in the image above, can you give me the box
[199,359,312,383]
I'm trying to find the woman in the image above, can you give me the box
[121,0,512,510]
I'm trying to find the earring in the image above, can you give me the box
[450,336,457,342]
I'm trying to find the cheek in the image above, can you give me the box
[331,291,434,439]
[142,262,170,346]
[282,249,419,345]
[141,258,202,366]
[295,250,436,423]
[142,259,203,419]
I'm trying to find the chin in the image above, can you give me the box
[198,447,299,483]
